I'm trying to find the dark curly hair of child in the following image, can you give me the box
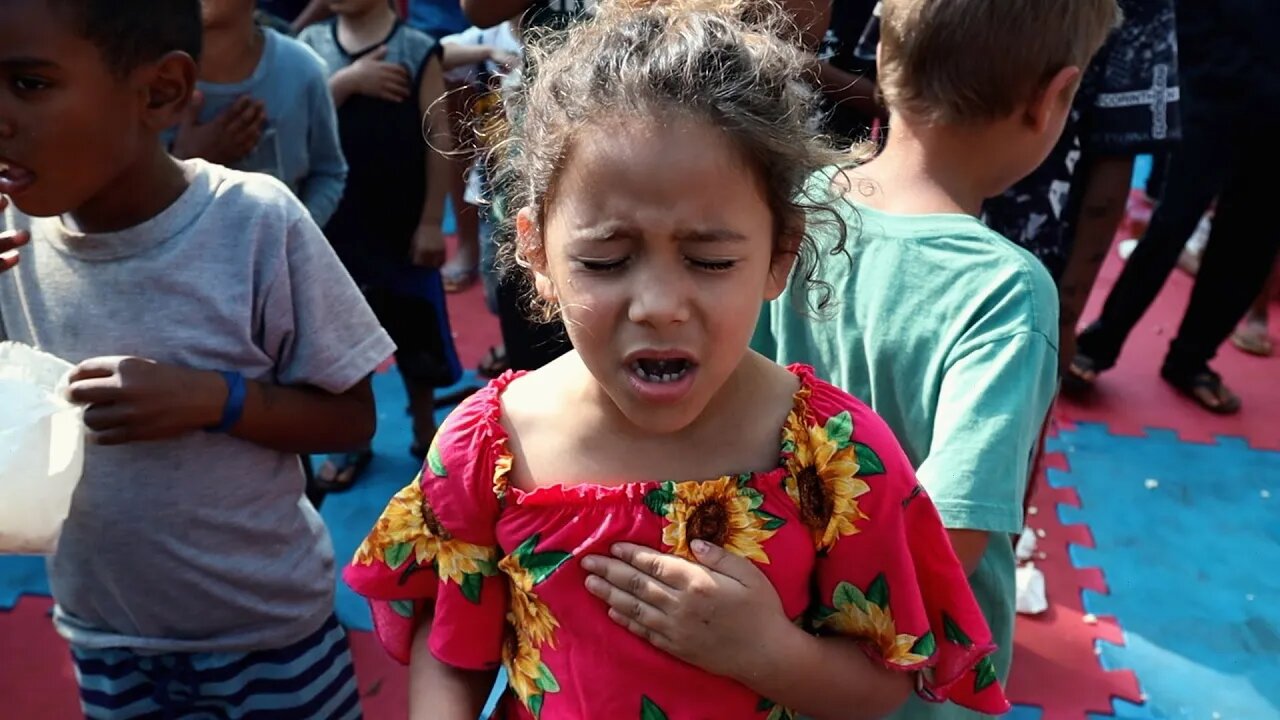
[487,0,852,318]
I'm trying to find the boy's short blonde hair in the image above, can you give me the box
[878,0,1122,123]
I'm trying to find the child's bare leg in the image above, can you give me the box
[405,375,439,458]
[442,81,481,291]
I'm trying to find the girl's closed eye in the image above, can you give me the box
[688,257,737,272]
[576,256,630,272]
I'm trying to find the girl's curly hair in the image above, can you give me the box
[486,0,852,319]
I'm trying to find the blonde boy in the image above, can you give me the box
[755,1,1121,718]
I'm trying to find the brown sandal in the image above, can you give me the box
[1160,366,1241,415]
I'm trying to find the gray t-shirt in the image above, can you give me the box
[0,160,395,653]
[162,29,348,227]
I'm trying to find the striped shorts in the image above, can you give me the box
[71,615,362,720]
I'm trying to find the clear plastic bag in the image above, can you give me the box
[0,342,85,555]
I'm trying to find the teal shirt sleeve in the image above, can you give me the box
[917,331,1057,534]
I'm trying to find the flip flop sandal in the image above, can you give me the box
[1060,353,1100,396]
[1160,366,1241,415]
[311,450,374,494]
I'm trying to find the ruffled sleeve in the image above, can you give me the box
[787,366,1011,714]
[342,381,511,669]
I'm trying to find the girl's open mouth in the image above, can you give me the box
[630,358,694,384]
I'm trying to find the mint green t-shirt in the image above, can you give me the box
[753,182,1059,719]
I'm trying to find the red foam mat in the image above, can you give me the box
[1005,452,1142,719]
[0,595,411,719]
[0,596,81,718]
[1061,223,1280,451]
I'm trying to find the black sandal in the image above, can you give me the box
[1061,353,1100,396]
[1160,366,1241,415]
[311,450,374,493]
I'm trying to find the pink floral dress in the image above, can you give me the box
[344,365,1011,719]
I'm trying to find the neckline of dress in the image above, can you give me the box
[476,364,816,507]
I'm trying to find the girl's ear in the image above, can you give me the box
[765,222,801,300]
[517,206,557,304]
[766,242,798,301]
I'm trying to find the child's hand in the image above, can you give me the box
[66,357,227,445]
[172,92,267,165]
[488,47,520,72]
[411,223,447,268]
[338,46,412,104]
[582,540,792,681]
[0,195,28,273]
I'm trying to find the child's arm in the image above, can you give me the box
[919,330,1058,567]
[300,61,348,227]
[64,204,392,454]
[440,43,505,72]
[584,543,912,720]
[411,53,452,269]
[409,614,497,720]
[0,196,27,273]
[290,0,334,34]
[64,356,375,454]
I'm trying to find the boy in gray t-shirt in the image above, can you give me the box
[0,1,391,716]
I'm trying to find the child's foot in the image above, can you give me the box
[442,240,481,293]
[1160,365,1241,415]
[313,449,374,493]
[1060,353,1100,396]
[442,264,479,292]
[1177,246,1201,276]
[1231,314,1273,356]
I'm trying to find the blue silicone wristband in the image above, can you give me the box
[206,371,247,434]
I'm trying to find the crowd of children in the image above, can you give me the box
[2,0,1271,718]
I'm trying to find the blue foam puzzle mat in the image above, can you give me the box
[1090,698,1160,720]
[1050,422,1280,720]
[326,369,484,632]
[0,555,50,610]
